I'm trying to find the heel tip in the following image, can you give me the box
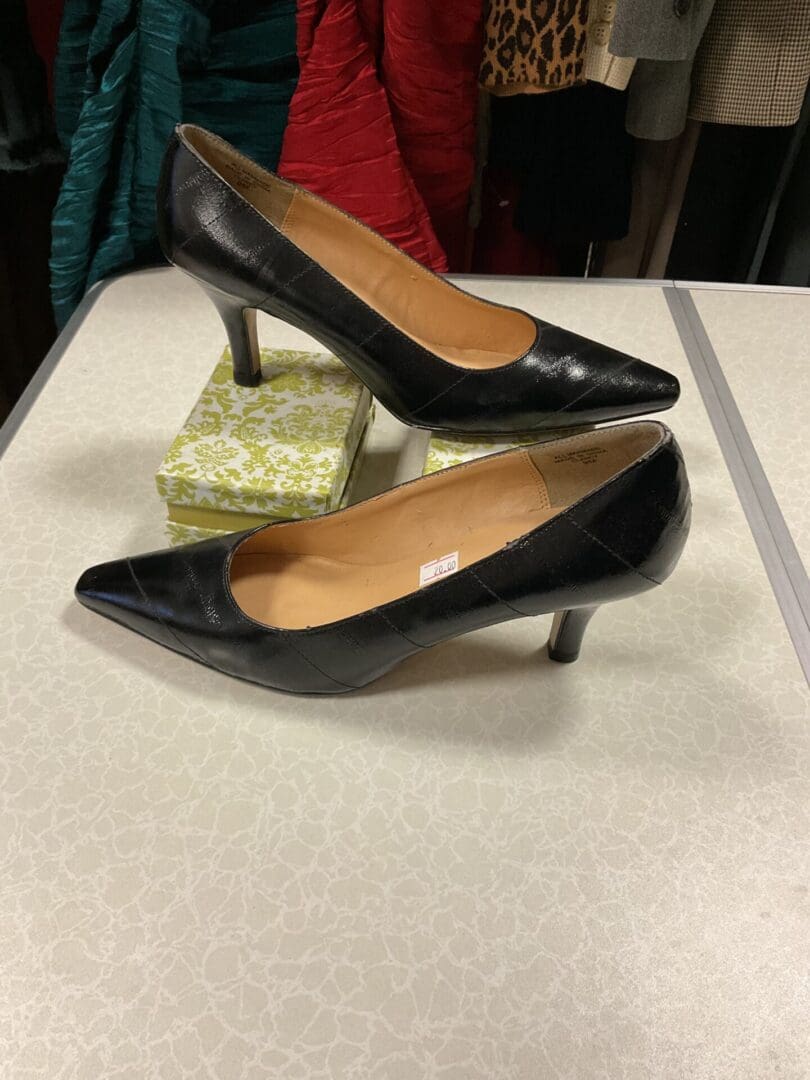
[547,642,580,664]
[233,369,262,388]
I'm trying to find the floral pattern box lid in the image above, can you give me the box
[156,347,373,533]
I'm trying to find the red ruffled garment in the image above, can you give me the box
[278,0,482,272]
[25,0,65,101]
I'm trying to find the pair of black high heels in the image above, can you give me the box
[76,125,691,694]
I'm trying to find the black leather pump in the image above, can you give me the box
[76,422,690,694]
[156,125,680,436]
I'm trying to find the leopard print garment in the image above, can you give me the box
[480,0,591,95]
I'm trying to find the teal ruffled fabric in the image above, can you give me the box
[50,0,297,327]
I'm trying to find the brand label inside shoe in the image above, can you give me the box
[221,161,276,196]
[552,446,607,467]
[419,552,460,588]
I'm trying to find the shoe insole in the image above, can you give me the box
[189,127,538,369]
[280,191,536,368]
[227,424,661,631]
[230,507,558,629]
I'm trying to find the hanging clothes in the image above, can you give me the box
[610,0,717,140]
[472,167,561,275]
[610,0,712,59]
[279,0,482,272]
[479,0,591,96]
[278,0,444,272]
[24,0,65,104]
[0,0,63,171]
[689,0,810,127]
[666,121,800,281]
[487,84,634,244]
[600,122,701,278]
[50,0,298,328]
[758,92,810,286]
[0,0,63,424]
[584,0,636,92]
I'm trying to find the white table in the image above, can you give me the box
[1,269,807,1079]
[686,284,809,564]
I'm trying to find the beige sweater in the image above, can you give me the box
[585,0,636,91]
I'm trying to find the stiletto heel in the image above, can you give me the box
[203,287,261,387]
[547,606,599,664]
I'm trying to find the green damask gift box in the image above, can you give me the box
[422,427,590,476]
[156,346,373,543]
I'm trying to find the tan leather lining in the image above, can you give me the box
[183,126,536,369]
[229,424,662,629]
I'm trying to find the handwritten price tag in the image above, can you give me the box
[418,551,460,588]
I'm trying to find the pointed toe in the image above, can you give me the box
[632,359,681,413]
[75,556,189,656]
[510,324,680,432]
[75,558,136,615]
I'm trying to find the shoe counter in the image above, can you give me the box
[1,268,807,1077]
